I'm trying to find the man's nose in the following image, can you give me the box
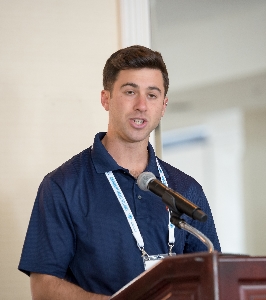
[134,94,147,111]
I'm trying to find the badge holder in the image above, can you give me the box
[143,253,173,271]
[141,242,176,271]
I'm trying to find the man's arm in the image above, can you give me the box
[30,273,110,300]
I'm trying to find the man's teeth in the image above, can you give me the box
[134,119,144,125]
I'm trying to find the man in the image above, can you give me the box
[19,45,221,299]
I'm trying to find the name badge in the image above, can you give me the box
[143,253,176,271]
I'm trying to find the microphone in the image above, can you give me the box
[137,172,207,222]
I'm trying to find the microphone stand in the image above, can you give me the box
[170,211,214,253]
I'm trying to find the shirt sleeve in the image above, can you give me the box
[18,174,76,278]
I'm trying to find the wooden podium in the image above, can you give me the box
[111,251,266,300]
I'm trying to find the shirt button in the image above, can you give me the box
[138,195,142,200]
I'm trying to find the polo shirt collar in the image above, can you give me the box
[91,132,168,180]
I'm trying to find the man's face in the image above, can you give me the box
[101,68,168,144]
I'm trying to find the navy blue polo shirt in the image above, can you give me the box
[18,132,221,296]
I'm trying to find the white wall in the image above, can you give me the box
[244,108,266,255]
[0,1,120,299]
[206,109,245,253]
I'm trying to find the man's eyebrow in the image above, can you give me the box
[148,86,162,94]
[120,83,162,94]
[120,82,138,89]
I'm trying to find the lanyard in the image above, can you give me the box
[105,159,175,256]
[155,159,176,253]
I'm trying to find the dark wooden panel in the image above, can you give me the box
[111,252,266,300]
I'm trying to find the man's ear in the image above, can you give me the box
[101,90,110,111]
[161,97,168,117]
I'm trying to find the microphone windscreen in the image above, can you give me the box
[137,172,156,191]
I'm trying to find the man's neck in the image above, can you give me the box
[101,134,149,178]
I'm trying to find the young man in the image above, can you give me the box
[19,45,221,299]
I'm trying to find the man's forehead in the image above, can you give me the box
[116,68,164,85]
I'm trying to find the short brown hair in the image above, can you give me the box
[103,45,169,96]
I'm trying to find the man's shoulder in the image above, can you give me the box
[157,158,193,181]
[44,148,91,184]
[157,158,203,193]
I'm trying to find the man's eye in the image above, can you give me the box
[126,90,135,95]
[148,93,157,98]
